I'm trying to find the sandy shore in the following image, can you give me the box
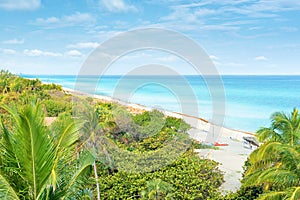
[63,87,255,192]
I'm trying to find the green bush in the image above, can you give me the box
[222,185,264,200]
[41,83,62,91]
[97,151,224,199]
[43,99,71,117]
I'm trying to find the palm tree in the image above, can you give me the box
[80,105,103,200]
[141,179,174,200]
[80,104,114,200]
[256,108,300,146]
[243,142,300,199]
[242,109,300,200]
[0,101,93,199]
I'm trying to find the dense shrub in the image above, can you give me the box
[97,151,224,199]
[222,185,264,200]
[43,99,71,117]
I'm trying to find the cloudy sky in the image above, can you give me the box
[0,0,299,75]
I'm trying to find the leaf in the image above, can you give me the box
[289,187,300,200]
[61,151,94,199]
[1,102,55,199]
[0,173,20,200]
[49,115,80,189]
[257,191,286,200]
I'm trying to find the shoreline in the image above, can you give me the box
[62,86,256,192]
[62,87,255,137]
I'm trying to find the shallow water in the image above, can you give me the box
[22,75,300,132]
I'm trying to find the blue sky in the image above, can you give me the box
[0,0,299,75]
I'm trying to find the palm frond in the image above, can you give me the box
[0,173,20,200]
[258,169,298,189]
[61,151,94,199]
[1,102,55,199]
[256,127,282,143]
[49,115,80,189]
[289,186,300,200]
[248,142,282,164]
[0,121,19,169]
[257,191,286,200]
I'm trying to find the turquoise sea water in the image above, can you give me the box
[22,75,300,132]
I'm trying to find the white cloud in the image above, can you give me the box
[217,62,246,68]
[160,0,293,32]
[33,12,95,27]
[248,0,300,12]
[67,42,100,49]
[35,17,60,24]
[162,6,198,23]
[209,55,219,60]
[180,0,300,12]
[200,24,239,31]
[3,38,24,44]
[0,0,41,10]
[24,49,63,57]
[101,0,137,13]
[254,56,268,61]
[66,50,83,57]
[159,0,300,32]
[160,4,240,31]
[194,8,217,16]
[0,48,17,55]
[63,12,93,23]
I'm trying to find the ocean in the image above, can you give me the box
[22,75,300,132]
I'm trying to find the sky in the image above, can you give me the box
[0,0,300,75]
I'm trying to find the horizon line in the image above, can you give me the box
[19,73,300,76]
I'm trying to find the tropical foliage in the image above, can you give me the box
[4,70,300,200]
[0,71,225,199]
[141,179,173,200]
[96,150,223,199]
[228,108,300,200]
[0,101,94,199]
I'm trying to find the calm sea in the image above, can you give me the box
[22,75,300,132]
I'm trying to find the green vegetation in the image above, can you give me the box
[2,70,299,199]
[0,71,225,199]
[226,109,300,200]
[141,179,173,199]
[94,150,223,199]
[0,70,66,119]
[0,101,93,199]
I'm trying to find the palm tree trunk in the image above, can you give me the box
[93,161,101,200]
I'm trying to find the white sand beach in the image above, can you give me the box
[63,87,256,192]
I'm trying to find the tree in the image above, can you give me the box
[243,142,300,199]
[80,104,114,200]
[242,109,300,200]
[0,101,93,199]
[256,108,300,146]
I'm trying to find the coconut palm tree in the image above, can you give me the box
[0,101,93,199]
[243,142,300,199]
[80,104,114,200]
[256,108,300,146]
[242,109,300,200]
[80,105,103,200]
